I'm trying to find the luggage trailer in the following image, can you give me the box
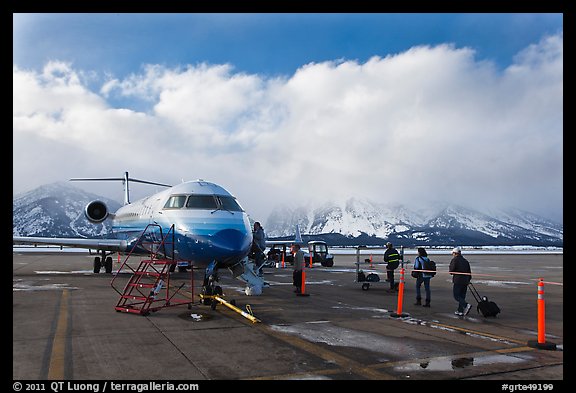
[354,245,405,291]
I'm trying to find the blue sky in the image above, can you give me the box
[13,13,563,223]
[14,13,563,77]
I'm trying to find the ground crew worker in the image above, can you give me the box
[291,243,305,294]
[251,222,267,276]
[384,242,401,292]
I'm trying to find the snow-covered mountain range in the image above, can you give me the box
[265,198,563,246]
[12,183,563,247]
[13,182,122,238]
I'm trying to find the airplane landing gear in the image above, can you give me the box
[201,261,223,305]
[93,250,114,273]
[201,275,223,305]
[93,257,101,273]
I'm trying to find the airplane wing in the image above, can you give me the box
[13,236,127,252]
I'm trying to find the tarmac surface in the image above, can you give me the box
[13,251,563,382]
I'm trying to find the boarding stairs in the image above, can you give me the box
[111,224,194,315]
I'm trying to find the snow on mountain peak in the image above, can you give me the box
[12,183,563,246]
[13,182,122,238]
[265,197,562,246]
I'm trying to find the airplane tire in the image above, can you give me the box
[104,257,113,273]
[93,257,101,273]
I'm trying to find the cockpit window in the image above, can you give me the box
[164,195,187,209]
[218,196,244,212]
[163,194,241,211]
[186,195,218,209]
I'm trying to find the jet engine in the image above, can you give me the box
[84,200,109,223]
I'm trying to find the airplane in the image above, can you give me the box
[13,172,266,296]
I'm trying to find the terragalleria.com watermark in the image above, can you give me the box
[13,382,200,392]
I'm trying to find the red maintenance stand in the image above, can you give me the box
[111,224,194,316]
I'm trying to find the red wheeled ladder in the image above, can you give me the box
[111,223,194,315]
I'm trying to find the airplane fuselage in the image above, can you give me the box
[111,181,253,267]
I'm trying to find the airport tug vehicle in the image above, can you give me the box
[265,240,334,268]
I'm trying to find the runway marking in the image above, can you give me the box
[247,367,342,380]
[424,321,527,345]
[47,289,69,380]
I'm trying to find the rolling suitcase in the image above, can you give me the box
[468,282,501,317]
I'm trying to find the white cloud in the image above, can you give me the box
[13,34,563,223]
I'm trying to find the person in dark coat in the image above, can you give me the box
[449,247,472,316]
[251,222,267,276]
[413,247,433,307]
[383,242,401,292]
[291,243,305,294]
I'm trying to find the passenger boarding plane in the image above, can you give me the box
[13,172,266,295]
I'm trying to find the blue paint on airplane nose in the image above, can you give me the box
[211,228,251,262]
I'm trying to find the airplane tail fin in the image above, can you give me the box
[70,171,171,205]
[294,224,303,244]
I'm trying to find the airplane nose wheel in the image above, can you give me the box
[202,285,223,308]
[209,286,223,310]
[202,273,223,305]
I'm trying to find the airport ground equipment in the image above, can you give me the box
[111,224,194,315]
[199,293,261,323]
[305,241,334,267]
[266,243,290,266]
[390,267,409,318]
[296,269,310,297]
[265,240,334,268]
[355,264,384,291]
[527,278,557,350]
[354,245,404,291]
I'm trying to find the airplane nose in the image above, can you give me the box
[211,229,251,261]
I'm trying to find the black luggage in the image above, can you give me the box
[469,282,501,317]
[366,273,380,282]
